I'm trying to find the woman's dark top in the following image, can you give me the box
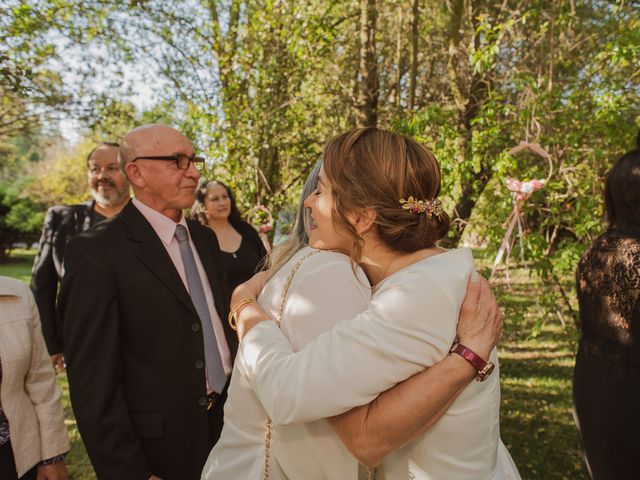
[219,220,268,294]
[573,227,640,479]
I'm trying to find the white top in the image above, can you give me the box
[236,247,520,480]
[201,247,371,479]
[132,197,232,376]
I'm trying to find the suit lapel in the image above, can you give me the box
[121,202,197,316]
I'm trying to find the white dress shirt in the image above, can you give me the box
[132,198,232,377]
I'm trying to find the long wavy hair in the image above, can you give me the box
[188,179,243,228]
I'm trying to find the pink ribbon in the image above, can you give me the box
[491,178,545,279]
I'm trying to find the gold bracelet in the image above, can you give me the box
[228,298,257,331]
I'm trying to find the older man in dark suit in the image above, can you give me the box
[58,125,237,480]
[30,142,130,368]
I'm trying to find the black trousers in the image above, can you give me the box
[0,442,37,480]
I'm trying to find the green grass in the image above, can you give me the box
[0,248,36,284]
[497,278,588,479]
[1,250,588,479]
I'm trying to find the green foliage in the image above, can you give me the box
[0,181,44,259]
[3,0,639,325]
[0,0,71,139]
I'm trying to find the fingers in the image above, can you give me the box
[474,277,504,349]
[461,271,482,317]
[51,355,65,374]
[470,277,491,329]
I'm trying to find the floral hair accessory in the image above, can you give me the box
[400,196,444,218]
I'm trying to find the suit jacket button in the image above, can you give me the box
[195,360,204,369]
[192,324,200,332]
[198,396,207,406]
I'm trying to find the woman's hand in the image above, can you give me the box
[37,461,68,480]
[230,270,273,341]
[456,272,503,360]
[231,270,271,305]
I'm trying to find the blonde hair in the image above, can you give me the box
[265,161,322,278]
[322,127,449,263]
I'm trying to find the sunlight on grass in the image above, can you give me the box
[0,249,35,284]
[496,266,588,480]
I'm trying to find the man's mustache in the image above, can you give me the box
[94,179,116,188]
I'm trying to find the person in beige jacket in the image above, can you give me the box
[0,276,69,480]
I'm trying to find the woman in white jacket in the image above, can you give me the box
[0,276,69,480]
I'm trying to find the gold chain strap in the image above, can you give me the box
[264,250,320,480]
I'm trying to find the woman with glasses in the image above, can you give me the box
[189,180,267,293]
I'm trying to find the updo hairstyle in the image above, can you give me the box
[322,127,450,263]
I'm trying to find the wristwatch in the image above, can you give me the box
[450,343,495,382]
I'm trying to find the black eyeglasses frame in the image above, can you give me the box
[131,154,206,171]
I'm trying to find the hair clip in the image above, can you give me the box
[400,196,444,218]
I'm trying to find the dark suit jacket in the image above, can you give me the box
[30,200,98,354]
[58,201,238,480]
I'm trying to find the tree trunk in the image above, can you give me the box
[408,0,420,111]
[207,0,242,91]
[393,3,403,111]
[355,0,378,127]
[442,0,493,248]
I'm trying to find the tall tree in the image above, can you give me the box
[355,0,378,127]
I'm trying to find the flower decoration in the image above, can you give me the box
[399,196,444,218]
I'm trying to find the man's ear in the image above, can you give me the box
[353,208,377,236]
[124,163,146,188]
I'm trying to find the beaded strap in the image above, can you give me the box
[264,250,320,480]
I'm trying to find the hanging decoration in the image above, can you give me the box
[491,141,551,280]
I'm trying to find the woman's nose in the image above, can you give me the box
[303,194,313,209]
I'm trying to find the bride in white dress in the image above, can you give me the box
[206,128,520,479]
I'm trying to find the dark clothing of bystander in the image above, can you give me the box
[30,200,105,354]
[574,226,640,480]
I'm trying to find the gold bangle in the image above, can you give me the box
[228,298,256,331]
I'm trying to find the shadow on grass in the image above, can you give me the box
[496,278,588,479]
[501,378,588,480]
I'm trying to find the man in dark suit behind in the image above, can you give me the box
[58,125,237,480]
[30,142,130,368]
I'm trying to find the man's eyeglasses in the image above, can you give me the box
[131,154,206,171]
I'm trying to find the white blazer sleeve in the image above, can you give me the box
[239,262,470,426]
[254,252,370,424]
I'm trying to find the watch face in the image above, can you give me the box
[476,362,495,382]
